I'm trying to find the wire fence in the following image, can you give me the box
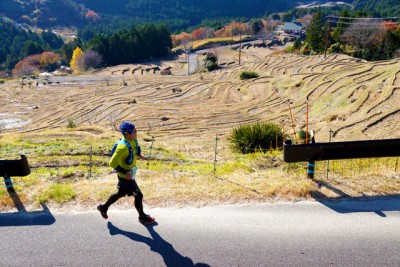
[4,136,399,180]
[285,157,399,178]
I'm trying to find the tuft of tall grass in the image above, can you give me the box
[240,70,259,80]
[230,122,285,154]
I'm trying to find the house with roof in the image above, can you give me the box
[283,22,303,35]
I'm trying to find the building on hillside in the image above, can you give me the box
[283,22,303,34]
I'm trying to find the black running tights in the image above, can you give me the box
[103,189,144,216]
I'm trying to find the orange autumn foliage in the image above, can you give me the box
[85,10,101,22]
[12,52,61,76]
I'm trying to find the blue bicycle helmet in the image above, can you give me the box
[119,121,135,133]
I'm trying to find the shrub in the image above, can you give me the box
[230,122,284,154]
[0,79,5,84]
[205,52,218,71]
[206,61,218,71]
[240,70,259,80]
[67,119,76,128]
[160,69,171,75]
[297,129,313,143]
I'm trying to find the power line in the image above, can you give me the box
[331,21,393,27]
[329,16,400,20]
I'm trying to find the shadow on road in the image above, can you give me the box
[311,180,400,217]
[0,191,55,227]
[108,222,210,267]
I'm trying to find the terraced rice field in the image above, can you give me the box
[1,47,399,143]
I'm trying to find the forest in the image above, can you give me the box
[1,0,400,75]
[0,19,64,71]
[4,21,173,76]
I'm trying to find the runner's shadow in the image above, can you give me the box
[108,222,210,267]
[311,180,400,217]
[0,191,55,226]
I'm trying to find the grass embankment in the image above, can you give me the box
[192,35,253,50]
[1,126,399,212]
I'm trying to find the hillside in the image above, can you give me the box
[1,47,399,143]
[8,0,400,31]
[0,0,298,29]
[353,0,400,16]
[2,0,400,30]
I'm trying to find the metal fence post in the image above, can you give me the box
[307,131,315,179]
[89,145,93,178]
[3,176,14,192]
[214,134,221,175]
[147,136,155,170]
[326,129,333,178]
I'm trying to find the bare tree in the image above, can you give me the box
[181,38,193,75]
[107,111,121,131]
[340,19,384,56]
[82,50,103,70]
[298,14,313,29]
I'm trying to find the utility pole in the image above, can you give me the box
[214,134,220,175]
[187,52,190,76]
[324,15,332,58]
[238,33,242,65]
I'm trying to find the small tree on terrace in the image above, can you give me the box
[70,47,84,73]
[204,52,218,71]
[249,19,264,35]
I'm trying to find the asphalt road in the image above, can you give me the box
[1,199,400,267]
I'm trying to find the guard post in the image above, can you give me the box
[307,131,316,179]
[0,155,31,192]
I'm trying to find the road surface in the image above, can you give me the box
[1,199,400,266]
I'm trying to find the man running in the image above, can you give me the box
[97,121,155,224]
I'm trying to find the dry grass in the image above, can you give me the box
[0,128,399,213]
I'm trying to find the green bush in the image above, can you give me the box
[206,61,218,71]
[67,119,76,128]
[297,129,313,143]
[230,122,284,154]
[240,71,259,80]
[0,79,4,84]
[205,52,218,71]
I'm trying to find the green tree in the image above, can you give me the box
[378,29,400,59]
[23,40,43,57]
[293,38,302,51]
[86,34,110,65]
[306,8,324,53]
[204,52,218,71]
[249,19,264,35]
[331,9,350,43]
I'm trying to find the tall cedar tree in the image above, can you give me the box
[306,7,324,53]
